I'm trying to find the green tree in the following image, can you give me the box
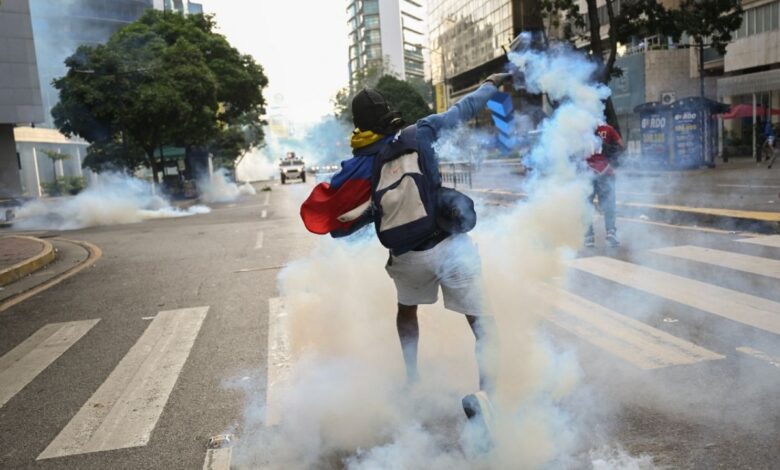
[52,10,268,182]
[332,58,395,123]
[375,75,432,125]
[542,0,742,131]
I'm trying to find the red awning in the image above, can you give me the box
[720,104,780,119]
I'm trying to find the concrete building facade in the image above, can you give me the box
[347,0,428,92]
[0,0,44,197]
[717,0,780,160]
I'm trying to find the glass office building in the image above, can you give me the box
[29,0,155,127]
[428,0,540,110]
[347,0,428,92]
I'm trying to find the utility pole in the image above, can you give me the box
[698,38,705,97]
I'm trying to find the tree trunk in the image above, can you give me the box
[147,152,159,184]
[585,0,622,134]
[603,0,622,135]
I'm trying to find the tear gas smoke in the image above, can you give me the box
[233,41,656,468]
[199,168,256,203]
[236,148,278,183]
[14,172,210,230]
[236,119,353,184]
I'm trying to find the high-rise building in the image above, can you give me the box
[346,0,428,92]
[428,0,541,112]
[0,0,44,197]
[153,0,203,15]
[29,0,155,128]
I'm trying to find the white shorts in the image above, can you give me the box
[385,234,485,315]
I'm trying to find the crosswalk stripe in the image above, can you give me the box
[38,306,209,460]
[255,231,264,250]
[569,257,780,336]
[736,346,780,368]
[202,448,232,470]
[736,235,780,248]
[549,289,723,369]
[0,320,100,408]
[266,297,291,426]
[653,245,780,279]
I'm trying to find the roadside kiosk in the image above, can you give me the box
[635,98,728,169]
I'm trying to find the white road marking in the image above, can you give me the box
[255,231,264,250]
[653,245,780,279]
[266,297,291,426]
[549,289,723,369]
[0,320,99,408]
[261,209,267,219]
[569,257,780,336]
[38,307,209,460]
[202,448,232,470]
[718,184,780,189]
[736,235,780,248]
[141,316,155,321]
[263,192,270,206]
[736,346,780,368]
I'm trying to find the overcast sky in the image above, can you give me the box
[198,0,349,125]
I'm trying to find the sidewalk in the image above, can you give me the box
[471,158,780,233]
[0,236,55,286]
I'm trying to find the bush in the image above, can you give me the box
[42,176,86,196]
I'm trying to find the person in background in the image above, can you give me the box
[585,123,625,248]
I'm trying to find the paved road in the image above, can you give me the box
[1,179,779,468]
[0,183,312,469]
[472,159,780,213]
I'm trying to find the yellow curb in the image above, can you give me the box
[0,236,56,287]
[0,238,101,312]
[620,202,780,222]
[467,189,780,223]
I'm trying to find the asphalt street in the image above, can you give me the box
[0,176,779,469]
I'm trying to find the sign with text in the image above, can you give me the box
[672,110,703,168]
[639,112,669,167]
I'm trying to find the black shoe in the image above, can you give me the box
[462,391,496,442]
[584,234,595,248]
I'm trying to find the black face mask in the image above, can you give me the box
[352,88,403,134]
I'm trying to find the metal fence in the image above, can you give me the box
[439,162,473,189]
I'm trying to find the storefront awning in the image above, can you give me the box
[720,103,780,120]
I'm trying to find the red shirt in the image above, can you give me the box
[587,124,624,175]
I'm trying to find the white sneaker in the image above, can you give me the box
[606,229,620,247]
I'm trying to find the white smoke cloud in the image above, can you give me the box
[14,172,210,230]
[232,41,656,469]
[236,148,278,183]
[198,168,256,203]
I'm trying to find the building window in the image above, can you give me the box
[735,1,780,40]
[365,14,379,29]
[363,0,379,15]
[367,44,381,59]
[365,29,381,44]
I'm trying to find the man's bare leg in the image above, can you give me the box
[397,303,419,384]
[466,314,498,395]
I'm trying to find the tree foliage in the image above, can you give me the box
[332,58,394,123]
[541,0,742,131]
[332,60,432,127]
[52,10,268,181]
[375,75,432,125]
